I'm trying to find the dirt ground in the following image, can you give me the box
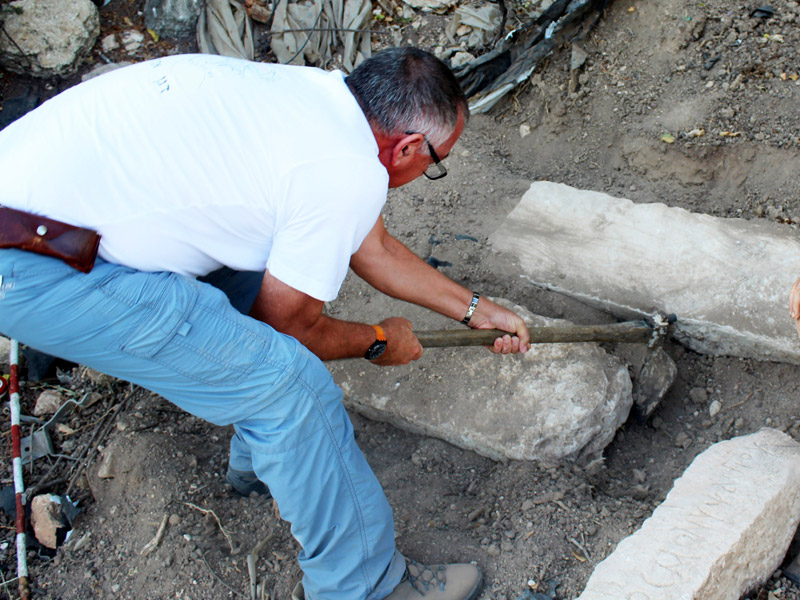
[2,0,800,598]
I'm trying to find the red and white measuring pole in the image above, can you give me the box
[9,339,31,600]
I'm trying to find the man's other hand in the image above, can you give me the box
[790,277,800,339]
[466,298,530,354]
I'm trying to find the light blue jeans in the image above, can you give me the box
[0,249,405,599]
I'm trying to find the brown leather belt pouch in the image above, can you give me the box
[0,206,101,273]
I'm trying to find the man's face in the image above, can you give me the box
[388,110,465,189]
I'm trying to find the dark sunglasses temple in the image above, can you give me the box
[424,141,447,180]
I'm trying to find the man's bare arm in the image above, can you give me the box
[249,270,422,364]
[350,217,530,354]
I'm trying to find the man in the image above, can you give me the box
[0,48,529,599]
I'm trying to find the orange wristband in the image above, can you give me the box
[364,324,387,360]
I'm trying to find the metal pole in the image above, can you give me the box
[9,339,31,600]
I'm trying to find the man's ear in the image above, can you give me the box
[390,133,425,167]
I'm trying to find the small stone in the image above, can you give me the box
[97,447,115,479]
[449,51,475,69]
[120,30,144,52]
[519,123,531,138]
[709,400,722,417]
[33,390,63,416]
[675,432,689,447]
[56,423,76,435]
[632,469,646,484]
[83,367,115,386]
[31,494,67,549]
[486,544,500,557]
[521,499,535,511]
[689,387,708,404]
[101,34,119,52]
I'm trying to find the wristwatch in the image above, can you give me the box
[364,324,387,360]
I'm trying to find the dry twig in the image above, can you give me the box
[721,389,759,413]
[184,502,235,553]
[140,514,169,556]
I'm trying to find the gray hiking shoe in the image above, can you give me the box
[225,465,271,498]
[291,560,482,600]
[384,560,482,600]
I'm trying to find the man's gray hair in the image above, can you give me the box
[345,47,468,149]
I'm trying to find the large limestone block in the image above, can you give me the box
[490,181,800,364]
[0,0,99,78]
[328,300,632,462]
[577,428,800,600]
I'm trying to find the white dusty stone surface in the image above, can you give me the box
[328,299,633,462]
[576,428,800,600]
[0,0,99,77]
[490,181,800,364]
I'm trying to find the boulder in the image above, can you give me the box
[0,0,99,78]
[490,181,800,364]
[328,299,632,462]
[576,428,800,600]
[144,0,204,39]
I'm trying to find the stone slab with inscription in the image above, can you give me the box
[576,428,800,600]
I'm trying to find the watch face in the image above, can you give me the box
[365,340,387,360]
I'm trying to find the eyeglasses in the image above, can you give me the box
[406,132,448,180]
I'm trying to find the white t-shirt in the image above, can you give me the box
[0,55,388,301]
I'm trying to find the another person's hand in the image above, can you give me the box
[790,277,800,339]
[371,317,423,366]
[464,297,530,354]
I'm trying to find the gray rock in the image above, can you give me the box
[490,182,800,365]
[329,299,633,463]
[576,429,800,600]
[614,344,676,418]
[0,0,99,78]
[144,0,204,39]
